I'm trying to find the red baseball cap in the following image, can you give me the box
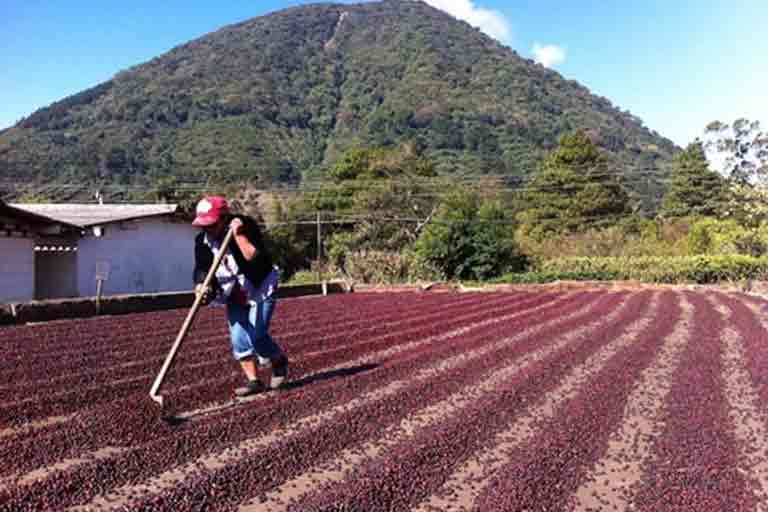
[192,196,229,226]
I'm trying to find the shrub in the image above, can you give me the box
[344,250,412,284]
[686,218,752,255]
[414,190,526,281]
[510,255,768,284]
[515,217,694,261]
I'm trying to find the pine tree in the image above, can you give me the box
[516,130,632,241]
[659,141,728,218]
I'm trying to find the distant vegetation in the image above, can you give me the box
[275,123,768,286]
[4,1,766,286]
[1,0,675,211]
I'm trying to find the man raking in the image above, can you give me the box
[192,196,290,396]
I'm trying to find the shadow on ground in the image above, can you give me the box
[281,363,379,391]
[162,363,379,426]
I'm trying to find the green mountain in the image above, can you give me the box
[0,0,678,208]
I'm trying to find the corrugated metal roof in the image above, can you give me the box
[0,200,80,230]
[8,203,180,228]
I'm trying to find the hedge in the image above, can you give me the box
[493,255,768,285]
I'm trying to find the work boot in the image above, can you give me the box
[234,378,266,397]
[270,355,289,389]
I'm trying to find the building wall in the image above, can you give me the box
[77,218,198,297]
[0,237,35,302]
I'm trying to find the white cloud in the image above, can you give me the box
[532,43,566,68]
[423,0,512,43]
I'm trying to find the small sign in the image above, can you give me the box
[95,261,111,281]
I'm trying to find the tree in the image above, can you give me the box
[326,144,437,183]
[281,145,446,276]
[414,188,526,281]
[722,183,768,228]
[515,130,633,241]
[316,145,441,245]
[151,175,198,210]
[539,129,608,175]
[685,217,762,256]
[658,141,729,218]
[262,199,313,280]
[467,200,527,279]
[704,118,768,186]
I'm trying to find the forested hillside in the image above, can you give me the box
[0,0,677,209]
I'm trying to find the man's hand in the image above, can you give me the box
[195,284,215,305]
[229,217,258,260]
[229,218,245,236]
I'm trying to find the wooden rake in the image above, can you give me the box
[149,226,236,407]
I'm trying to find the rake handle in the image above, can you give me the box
[149,226,236,406]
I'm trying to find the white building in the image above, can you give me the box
[0,200,79,303]
[8,203,199,300]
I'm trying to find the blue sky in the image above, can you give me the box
[2,0,766,148]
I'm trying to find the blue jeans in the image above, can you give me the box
[226,297,284,361]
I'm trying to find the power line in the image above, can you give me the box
[1,166,675,189]
[259,210,668,229]
[2,171,675,199]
